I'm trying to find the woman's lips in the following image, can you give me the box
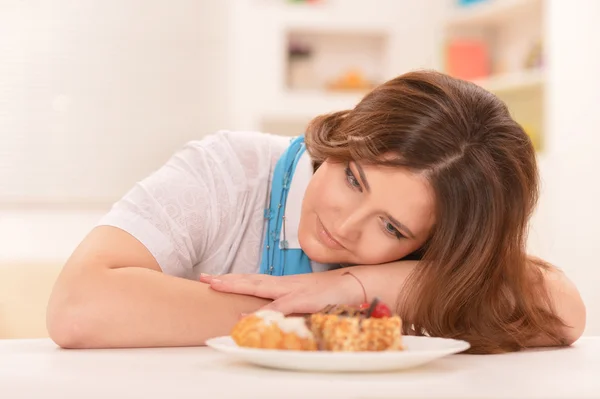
[316,217,345,250]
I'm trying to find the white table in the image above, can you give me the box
[1,338,599,399]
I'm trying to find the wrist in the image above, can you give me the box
[341,271,368,305]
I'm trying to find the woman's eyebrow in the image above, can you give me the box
[354,162,371,192]
[386,213,416,239]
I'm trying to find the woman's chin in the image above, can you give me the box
[299,235,343,265]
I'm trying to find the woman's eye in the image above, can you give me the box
[345,165,361,190]
[384,220,404,239]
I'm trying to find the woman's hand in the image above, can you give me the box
[199,271,366,315]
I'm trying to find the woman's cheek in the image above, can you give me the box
[315,176,339,205]
[356,242,410,265]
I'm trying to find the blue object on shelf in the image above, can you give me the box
[457,0,490,6]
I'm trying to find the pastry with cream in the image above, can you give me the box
[231,309,317,351]
[230,298,404,352]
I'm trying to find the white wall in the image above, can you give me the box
[0,209,106,263]
[0,0,231,205]
[0,0,232,263]
[538,0,600,334]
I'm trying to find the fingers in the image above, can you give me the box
[200,273,302,284]
[199,273,259,283]
[259,295,319,315]
[208,278,290,300]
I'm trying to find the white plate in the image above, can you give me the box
[206,335,470,372]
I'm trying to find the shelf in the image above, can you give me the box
[263,69,543,119]
[258,90,366,136]
[446,0,543,29]
[261,90,366,119]
[471,68,544,93]
[261,1,393,34]
[285,30,386,92]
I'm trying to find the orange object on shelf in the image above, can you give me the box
[446,39,490,81]
[326,69,374,91]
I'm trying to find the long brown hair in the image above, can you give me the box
[305,70,566,354]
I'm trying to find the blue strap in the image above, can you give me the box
[259,136,312,276]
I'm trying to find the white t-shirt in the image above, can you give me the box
[97,130,335,279]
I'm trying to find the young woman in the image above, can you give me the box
[46,70,585,354]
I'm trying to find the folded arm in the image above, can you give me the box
[47,132,282,349]
[47,226,270,349]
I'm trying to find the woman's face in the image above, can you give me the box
[298,159,435,266]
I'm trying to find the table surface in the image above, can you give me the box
[1,337,599,399]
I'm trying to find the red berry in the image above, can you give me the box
[358,303,370,310]
[370,302,392,318]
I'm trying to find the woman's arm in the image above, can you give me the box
[204,258,586,348]
[529,263,586,346]
[47,226,270,349]
[346,260,586,346]
[201,261,418,314]
[329,261,419,308]
[348,260,586,346]
[48,132,282,349]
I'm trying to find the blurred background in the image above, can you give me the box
[0,0,598,339]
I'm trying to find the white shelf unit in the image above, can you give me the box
[262,91,365,119]
[259,90,366,137]
[473,67,544,93]
[228,0,443,135]
[440,0,545,151]
[260,2,395,33]
[442,0,545,79]
[446,0,543,28]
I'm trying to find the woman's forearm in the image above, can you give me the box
[47,266,270,349]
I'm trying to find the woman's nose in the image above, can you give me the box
[334,212,362,243]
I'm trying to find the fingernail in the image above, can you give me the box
[200,273,211,278]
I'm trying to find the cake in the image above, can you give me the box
[230,298,404,352]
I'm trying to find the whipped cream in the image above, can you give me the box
[254,310,313,339]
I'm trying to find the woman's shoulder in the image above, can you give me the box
[183,130,294,180]
[187,130,292,158]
